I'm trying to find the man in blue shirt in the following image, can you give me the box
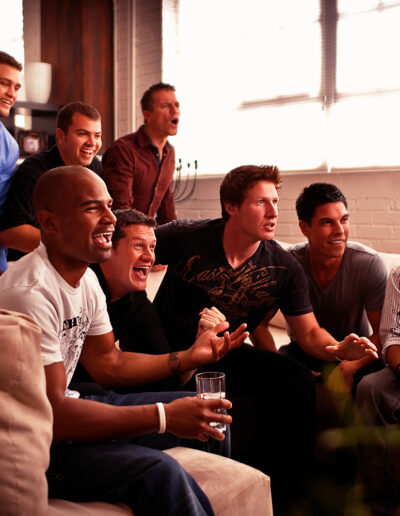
[0,51,22,272]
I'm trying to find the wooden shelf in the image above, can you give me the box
[12,101,61,113]
[3,101,61,150]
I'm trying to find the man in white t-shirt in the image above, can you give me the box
[0,165,248,516]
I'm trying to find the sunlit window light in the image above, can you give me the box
[170,0,400,175]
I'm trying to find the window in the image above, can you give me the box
[166,0,400,175]
[0,0,24,66]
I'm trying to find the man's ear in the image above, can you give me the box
[224,202,238,217]
[299,220,311,238]
[36,209,57,234]
[55,127,64,146]
[142,110,151,125]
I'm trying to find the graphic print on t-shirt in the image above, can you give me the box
[60,307,91,386]
[178,255,285,320]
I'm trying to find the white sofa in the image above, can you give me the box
[0,309,273,516]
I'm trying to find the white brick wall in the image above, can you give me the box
[176,170,400,254]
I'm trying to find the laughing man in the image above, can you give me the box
[0,101,103,257]
[0,51,22,272]
[0,166,248,516]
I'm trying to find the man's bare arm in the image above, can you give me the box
[249,323,278,352]
[46,361,232,442]
[0,225,41,252]
[286,312,378,361]
[46,361,160,440]
[80,323,248,389]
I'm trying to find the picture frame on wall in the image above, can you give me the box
[17,130,47,156]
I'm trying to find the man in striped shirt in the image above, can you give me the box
[356,265,400,515]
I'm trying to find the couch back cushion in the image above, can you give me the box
[0,309,53,516]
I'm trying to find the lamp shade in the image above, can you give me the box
[24,62,52,104]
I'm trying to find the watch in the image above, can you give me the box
[169,352,180,375]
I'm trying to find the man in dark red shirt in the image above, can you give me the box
[102,83,179,225]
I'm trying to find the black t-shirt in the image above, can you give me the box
[92,263,172,355]
[154,218,312,351]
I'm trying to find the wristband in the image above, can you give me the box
[169,352,180,375]
[156,402,166,434]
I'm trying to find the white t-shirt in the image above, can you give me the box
[0,243,112,392]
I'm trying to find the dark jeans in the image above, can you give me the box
[47,390,229,516]
[187,344,316,497]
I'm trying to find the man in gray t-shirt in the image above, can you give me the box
[280,183,386,393]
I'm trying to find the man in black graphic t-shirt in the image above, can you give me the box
[153,165,378,511]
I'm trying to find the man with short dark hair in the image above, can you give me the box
[102,82,179,225]
[280,182,386,392]
[72,208,225,393]
[0,166,247,515]
[0,50,22,272]
[0,101,103,256]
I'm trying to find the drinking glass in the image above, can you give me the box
[195,371,227,432]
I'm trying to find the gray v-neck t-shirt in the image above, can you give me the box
[288,241,387,341]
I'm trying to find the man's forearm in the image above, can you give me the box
[298,326,339,360]
[0,225,41,252]
[52,395,160,441]
[91,349,192,389]
[250,325,278,352]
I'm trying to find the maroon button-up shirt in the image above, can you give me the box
[102,125,177,224]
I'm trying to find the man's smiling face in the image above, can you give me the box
[56,112,102,166]
[0,63,21,117]
[105,224,157,301]
[300,201,350,260]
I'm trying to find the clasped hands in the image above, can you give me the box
[181,306,248,370]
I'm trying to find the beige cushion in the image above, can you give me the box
[165,447,273,516]
[47,500,132,515]
[379,252,400,274]
[0,310,53,516]
[48,447,273,516]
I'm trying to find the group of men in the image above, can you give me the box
[1,49,400,515]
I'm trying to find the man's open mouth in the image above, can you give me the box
[133,266,151,278]
[93,232,113,247]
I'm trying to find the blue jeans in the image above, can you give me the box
[47,390,230,516]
